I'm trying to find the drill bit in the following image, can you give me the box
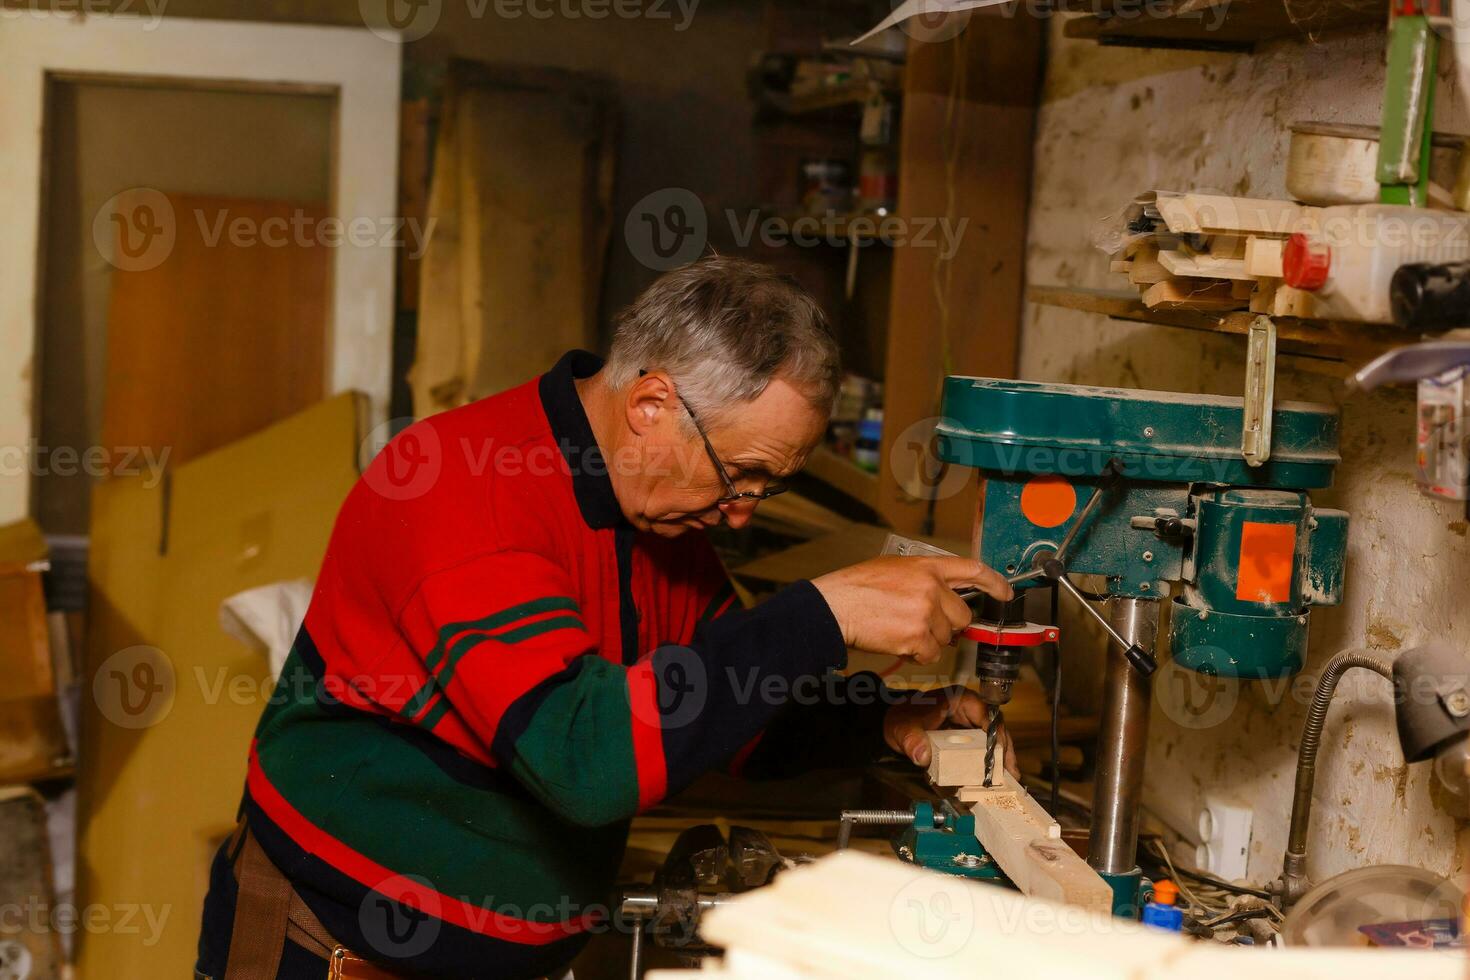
[982,706,1004,787]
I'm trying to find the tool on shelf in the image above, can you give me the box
[1379,1,1448,207]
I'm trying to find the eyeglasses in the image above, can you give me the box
[643,370,789,506]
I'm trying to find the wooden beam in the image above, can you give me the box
[878,8,1044,540]
[926,731,1115,913]
[1060,0,1384,51]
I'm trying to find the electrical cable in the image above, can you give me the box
[917,33,967,537]
[1199,907,1276,929]
[1149,837,1212,915]
[1144,839,1272,906]
[1169,862,1273,900]
[1048,581,1061,813]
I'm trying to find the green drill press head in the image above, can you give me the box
[935,378,1348,679]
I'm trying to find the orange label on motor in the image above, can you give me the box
[1236,522,1297,603]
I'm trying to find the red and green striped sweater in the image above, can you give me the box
[234,351,891,977]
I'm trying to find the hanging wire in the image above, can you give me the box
[1049,581,1061,813]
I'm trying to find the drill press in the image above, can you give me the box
[885,377,1349,917]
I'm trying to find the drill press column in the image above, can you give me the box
[1088,598,1158,907]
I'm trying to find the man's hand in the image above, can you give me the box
[811,556,1012,664]
[884,686,1021,781]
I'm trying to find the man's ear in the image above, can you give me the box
[624,370,675,437]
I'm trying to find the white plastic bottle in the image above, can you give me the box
[1282,204,1470,323]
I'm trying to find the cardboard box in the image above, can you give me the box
[75,393,367,979]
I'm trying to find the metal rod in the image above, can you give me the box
[837,809,916,849]
[1052,480,1110,565]
[1055,575,1132,650]
[1087,597,1158,877]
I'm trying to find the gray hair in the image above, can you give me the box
[604,256,841,427]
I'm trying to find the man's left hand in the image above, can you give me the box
[883,686,1021,781]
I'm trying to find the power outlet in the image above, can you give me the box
[1195,798,1253,882]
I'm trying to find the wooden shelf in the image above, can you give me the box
[1027,284,1409,363]
[759,78,898,117]
[802,445,880,509]
[1060,0,1384,51]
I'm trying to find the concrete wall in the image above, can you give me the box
[1024,21,1466,883]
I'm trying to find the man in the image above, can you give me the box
[197,256,1013,979]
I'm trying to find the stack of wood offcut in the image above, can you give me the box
[1107,191,1321,318]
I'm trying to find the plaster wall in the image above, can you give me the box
[1023,20,1466,883]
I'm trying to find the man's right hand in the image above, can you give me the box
[811,556,1013,664]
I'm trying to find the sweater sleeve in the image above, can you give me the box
[730,670,897,780]
[397,550,848,827]
[680,545,898,781]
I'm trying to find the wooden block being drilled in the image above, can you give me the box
[925,729,999,788]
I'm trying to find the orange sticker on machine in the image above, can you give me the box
[1236,522,1297,603]
[1020,475,1076,529]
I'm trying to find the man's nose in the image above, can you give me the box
[719,501,756,530]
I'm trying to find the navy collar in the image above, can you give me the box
[538,350,626,530]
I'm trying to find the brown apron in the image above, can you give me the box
[223,822,410,980]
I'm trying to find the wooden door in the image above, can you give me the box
[99,190,328,468]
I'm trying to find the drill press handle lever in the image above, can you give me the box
[1052,572,1158,677]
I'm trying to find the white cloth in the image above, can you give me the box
[219,580,314,682]
[854,0,1013,44]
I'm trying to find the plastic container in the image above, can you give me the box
[1281,864,1464,948]
[1141,880,1184,932]
[1285,205,1470,324]
[853,410,883,473]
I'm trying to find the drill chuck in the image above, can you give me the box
[968,596,1034,708]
